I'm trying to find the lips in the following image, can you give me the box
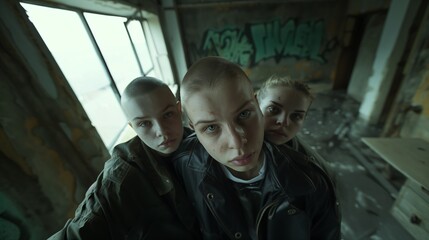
[267,130,287,138]
[230,153,254,166]
[159,139,176,147]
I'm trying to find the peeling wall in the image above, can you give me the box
[0,0,109,238]
[413,75,429,117]
[383,3,429,142]
[400,47,429,141]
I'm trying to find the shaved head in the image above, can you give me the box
[121,77,176,121]
[180,56,253,105]
[121,77,169,103]
[120,76,183,155]
[179,56,265,179]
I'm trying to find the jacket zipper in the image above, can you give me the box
[255,199,281,238]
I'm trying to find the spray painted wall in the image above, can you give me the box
[178,2,345,87]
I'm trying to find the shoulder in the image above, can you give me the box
[172,133,210,173]
[103,136,146,185]
[267,142,331,196]
[183,126,194,137]
[284,137,337,191]
[274,140,329,183]
[267,141,309,169]
[110,135,143,160]
[176,132,200,151]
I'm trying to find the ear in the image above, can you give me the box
[254,92,260,105]
[176,101,182,113]
[188,119,194,130]
[304,100,312,119]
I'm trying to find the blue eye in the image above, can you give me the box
[139,121,152,128]
[203,125,218,133]
[164,111,174,118]
[267,106,280,115]
[291,113,305,122]
[238,110,251,120]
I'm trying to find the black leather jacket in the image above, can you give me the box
[286,136,331,175]
[172,134,341,240]
[286,136,341,213]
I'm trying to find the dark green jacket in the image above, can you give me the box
[49,135,200,240]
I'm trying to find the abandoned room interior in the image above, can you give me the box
[1,0,428,239]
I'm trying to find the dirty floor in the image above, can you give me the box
[299,86,414,240]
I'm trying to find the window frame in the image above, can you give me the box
[21,0,167,150]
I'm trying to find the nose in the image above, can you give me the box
[154,121,167,137]
[276,112,289,127]
[226,124,247,149]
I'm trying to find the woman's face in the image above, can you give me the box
[259,86,312,145]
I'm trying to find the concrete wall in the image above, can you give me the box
[392,5,429,142]
[175,1,346,88]
[347,0,390,15]
[0,1,109,238]
[346,0,428,138]
[404,76,429,141]
[358,0,420,124]
[160,0,189,83]
[347,13,386,102]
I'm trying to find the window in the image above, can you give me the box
[21,2,174,150]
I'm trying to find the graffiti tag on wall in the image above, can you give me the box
[191,19,338,66]
[202,28,254,67]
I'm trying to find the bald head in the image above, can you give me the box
[120,76,184,155]
[180,56,253,104]
[121,76,169,106]
[121,76,176,121]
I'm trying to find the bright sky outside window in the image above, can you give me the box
[141,20,176,92]
[84,13,143,95]
[22,3,127,148]
[127,20,154,74]
[141,21,162,80]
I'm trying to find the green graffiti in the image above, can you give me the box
[195,19,336,66]
[251,19,326,63]
[201,28,253,66]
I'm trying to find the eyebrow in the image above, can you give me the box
[270,101,283,108]
[131,104,175,122]
[269,101,307,113]
[193,99,254,126]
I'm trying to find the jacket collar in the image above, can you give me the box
[185,138,316,199]
[266,142,317,198]
[112,136,174,196]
